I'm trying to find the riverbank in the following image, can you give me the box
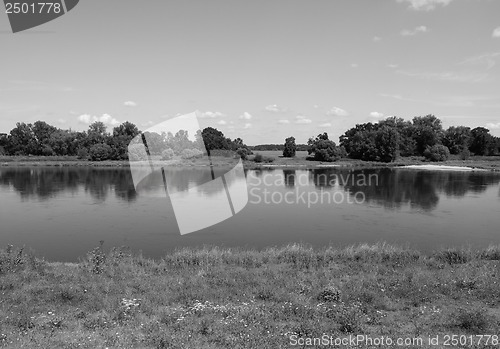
[1,243,500,348]
[1,153,500,171]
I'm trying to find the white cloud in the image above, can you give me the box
[57,118,66,124]
[244,123,252,129]
[493,27,500,38]
[278,119,290,124]
[387,63,399,69]
[78,113,120,127]
[124,101,137,107]
[141,121,155,127]
[397,0,453,11]
[319,123,332,127]
[199,111,224,118]
[239,112,253,120]
[326,107,348,117]
[350,63,359,68]
[265,104,286,112]
[486,122,500,129]
[459,52,500,70]
[401,25,428,36]
[295,115,312,124]
[396,70,489,83]
[373,36,382,42]
[313,105,320,109]
[369,111,385,119]
[217,120,227,125]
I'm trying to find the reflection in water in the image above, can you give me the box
[1,167,500,211]
[1,166,500,262]
[340,169,500,211]
[0,167,138,202]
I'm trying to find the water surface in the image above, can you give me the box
[1,166,499,261]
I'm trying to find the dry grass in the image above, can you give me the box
[1,243,500,348]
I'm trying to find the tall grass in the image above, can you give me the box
[1,242,500,348]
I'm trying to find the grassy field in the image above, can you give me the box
[2,153,500,171]
[1,243,500,348]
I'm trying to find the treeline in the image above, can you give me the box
[283,114,500,162]
[250,144,308,151]
[0,121,252,161]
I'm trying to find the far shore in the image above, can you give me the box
[1,152,500,171]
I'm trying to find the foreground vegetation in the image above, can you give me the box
[1,243,500,348]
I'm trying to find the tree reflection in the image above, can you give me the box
[0,167,138,202]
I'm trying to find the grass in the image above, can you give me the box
[1,243,500,348]
[2,153,500,171]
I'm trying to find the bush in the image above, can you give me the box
[181,148,203,159]
[283,136,296,158]
[253,153,274,163]
[460,148,470,160]
[236,147,251,160]
[161,148,175,160]
[41,145,54,156]
[423,144,450,162]
[89,143,112,161]
[77,147,89,160]
[127,143,146,161]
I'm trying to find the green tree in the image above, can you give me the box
[307,133,341,162]
[283,136,296,157]
[470,127,495,155]
[375,125,400,162]
[201,127,230,154]
[412,115,444,155]
[442,126,472,155]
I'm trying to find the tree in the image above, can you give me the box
[283,136,296,157]
[374,126,400,162]
[379,116,416,156]
[87,121,108,146]
[7,122,37,155]
[443,126,472,155]
[307,133,342,162]
[412,115,444,155]
[201,127,231,154]
[470,127,495,155]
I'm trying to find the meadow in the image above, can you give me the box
[1,243,500,348]
[2,152,500,171]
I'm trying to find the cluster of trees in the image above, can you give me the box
[280,115,500,162]
[0,120,140,161]
[0,121,252,161]
[339,115,500,162]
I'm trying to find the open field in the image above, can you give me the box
[2,153,500,171]
[1,243,500,348]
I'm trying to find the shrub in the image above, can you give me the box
[459,148,471,160]
[236,147,251,160]
[283,136,296,158]
[161,148,175,160]
[423,144,450,162]
[253,153,274,163]
[181,148,203,159]
[41,145,54,156]
[77,147,89,160]
[89,143,112,161]
[127,143,146,161]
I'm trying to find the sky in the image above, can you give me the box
[1,0,500,145]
